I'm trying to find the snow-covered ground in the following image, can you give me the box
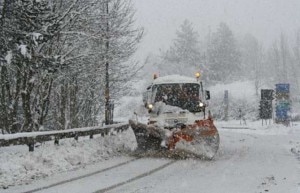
[1,79,300,193]
[1,120,300,193]
[108,123,300,193]
[0,129,137,189]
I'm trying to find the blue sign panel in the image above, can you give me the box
[275,83,290,124]
[275,84,290,93]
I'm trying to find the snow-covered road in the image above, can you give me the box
[3,122,300,193]
[107,129,300,193]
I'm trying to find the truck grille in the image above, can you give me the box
[165,118,188,125]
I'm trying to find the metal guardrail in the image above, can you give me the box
[0,123,129,151]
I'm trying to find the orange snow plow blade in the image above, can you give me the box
[167,118,219,159]
[129,118,220,159]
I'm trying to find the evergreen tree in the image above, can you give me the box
[160,19,204,77]
[292,30,300,95]
[207,22,241,83]
[241,34,265,96]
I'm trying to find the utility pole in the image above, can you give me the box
[104,0,111,125]
[224,90,229,121]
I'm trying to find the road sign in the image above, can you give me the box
[275,83,290,125]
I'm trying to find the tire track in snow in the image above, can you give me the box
[290,141,300,188]
[22,157,141,193]
[93,160,177,193]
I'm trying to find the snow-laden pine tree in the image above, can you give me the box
[0,0,61,133]
[292,30,300,96]
[241,34,265,96]
[290,30,300,112]
[160,19,204,78]
[265,33,300,101]
[207,22,241,83]
[265,34,291,86]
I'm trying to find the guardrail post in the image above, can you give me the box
[28,139,34,152]
[54,137,59,145]
[90,134,93,139]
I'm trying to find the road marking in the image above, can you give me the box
[93,160,177,193]
[22,158,140,193]
[221,126,256,130]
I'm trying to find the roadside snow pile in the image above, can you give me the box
[290,141,300,159]
[291,145,300,156]
[209,81,260,120]
[210,80,257,100]
[260,123,300,136]
[114,95,148,121]
[216,120,300,136]
[0,129,137,189]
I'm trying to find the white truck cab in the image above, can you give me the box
[143,74,210,128]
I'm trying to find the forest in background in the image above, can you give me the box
[144,20,300,98]
[139,20,300,121]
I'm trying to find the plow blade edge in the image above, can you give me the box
[129,119,219,159]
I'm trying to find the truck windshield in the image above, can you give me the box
[153,83,200,112]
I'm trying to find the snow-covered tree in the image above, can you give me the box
[0,0,62,133]
[266,33,300,100]
[49,0,143,129]
[241,34,265,96]
[292,30,300,95]
[0,0,143,133]
[265,34,291,85]
[207,22,241,83]
[160,19,203,78]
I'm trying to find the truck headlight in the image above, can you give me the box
[199,102,204,107]
[148,104,153,109]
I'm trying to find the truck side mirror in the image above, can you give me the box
[205,90,210,100]
[142,92,147,105]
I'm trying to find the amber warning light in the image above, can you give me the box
[195,72,201,78]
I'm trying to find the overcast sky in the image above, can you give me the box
[133,0,300,60]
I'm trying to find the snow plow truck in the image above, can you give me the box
[129,73,220,159]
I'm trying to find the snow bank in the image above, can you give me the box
[209,80,257,101]
[291,145,300,156]
[114,95,148,122]
[216,120,300,136]
[208,81,259,120]
[0,129,137,189]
